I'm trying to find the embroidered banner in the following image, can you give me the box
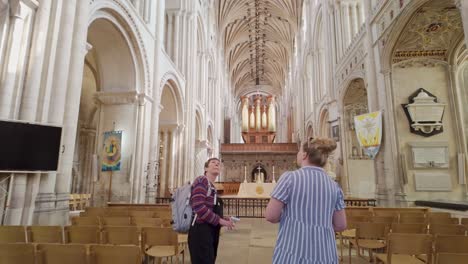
[354,111,382,159]
[101,131,122,171]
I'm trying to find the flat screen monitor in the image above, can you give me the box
[0,120,62,172]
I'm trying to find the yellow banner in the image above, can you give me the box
[354,111,382,158]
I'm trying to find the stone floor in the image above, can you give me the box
[214,218,369,264]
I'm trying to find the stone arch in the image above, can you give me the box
[157,76,184,197]
[72,5,149,203]
[318,108,330,137]
[89,1,149,93]
[159,72,185,123]
[207,125,214,158]
[306,123,314,141]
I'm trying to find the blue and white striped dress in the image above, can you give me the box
[270,166,346,264]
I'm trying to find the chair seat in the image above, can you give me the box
[145,246,177,258]
[354,239,386,249]
[341,229,356,238]
[375,253,426,264]
[178,234,188,244]
[416,254,427,262]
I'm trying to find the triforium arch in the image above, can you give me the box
[158,77,184,197]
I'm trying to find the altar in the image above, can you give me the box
[237,182,276,198]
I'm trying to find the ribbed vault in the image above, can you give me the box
[217,0,303,96]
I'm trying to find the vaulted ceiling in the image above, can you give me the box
[217,0,303,97]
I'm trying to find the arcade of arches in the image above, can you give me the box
[0,0,468,238]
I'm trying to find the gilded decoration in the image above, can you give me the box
[392,1,463,63]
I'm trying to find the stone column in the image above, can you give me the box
[0,1,10,69]
[54,0,89,225]
[0,2,25,119]
[177,125,185,186]
[173,12,180,67]
[159,130,169,197]
[334,5,343,58]
[131,94,152,203]
[349,3,357,38]
[19,0,52,121]
[168,128,177,191]
[456,0,468,47]
[147,0,164,202]
[166,13,174,58]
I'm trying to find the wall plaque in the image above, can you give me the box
[408,142,449,169]
[414,172,452,191]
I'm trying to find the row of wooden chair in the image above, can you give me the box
[0,226,185,263]
[341,222,468,263]
[69,194,91,211]
[374,233,468,264]
[347,209,461,220]
[347,214,465,225]
[0,225,185,245]
[72,216,172,227]
[80,208,172,219]
[0,243,141,264]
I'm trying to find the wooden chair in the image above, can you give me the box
[391,223,427,234]
[141,227,184,264]
[90,245,141,264]
[399,212,425,219]
[346,209,373,217]
[154,211,172,219]
[374,233,433,264]
[339,215,371,261]
[0,226,26,243]
[101,226,140,246]
[104,211,129,217]
[349,222,388,263]
[428,212,452,219]
[429,224,466,236]
[399,216,427,224]
[435,253,468,263]
[100,217,131,226]
[65,226,100,244]
[27,226,63,243]
[435,235,468,254]
[0,243,35,264]
[132,217,163,228]
[373,211,399,218]
[71,216,100,226]
[372,216,398,224]
[429,217,460,225]
[37,244,89,264]
[461,218,468,227]
[130,211,155,218]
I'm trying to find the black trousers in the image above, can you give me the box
[188,222,220,264]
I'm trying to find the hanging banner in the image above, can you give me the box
[354,111,382,159]
[101,131,122,171]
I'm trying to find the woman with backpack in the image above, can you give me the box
[188,157,235,264]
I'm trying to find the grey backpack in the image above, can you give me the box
[171,177,211,233]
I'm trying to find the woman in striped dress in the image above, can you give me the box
[266,138,347,263]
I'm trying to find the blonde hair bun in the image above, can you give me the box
[311,138,337,154]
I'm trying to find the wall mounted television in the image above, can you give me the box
[0,120,62,172]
